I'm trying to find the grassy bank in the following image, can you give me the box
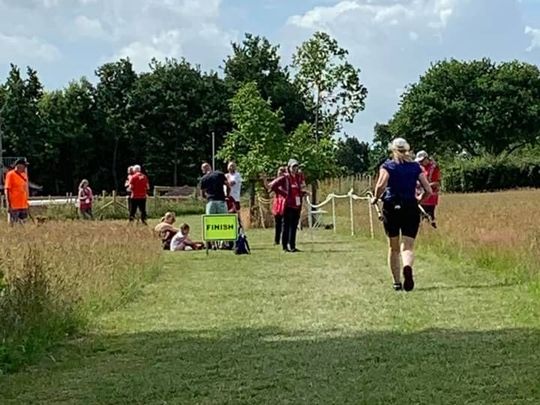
[0,222,161,373]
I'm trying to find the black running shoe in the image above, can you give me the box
[403,266,414,292]
[393,282,403,291]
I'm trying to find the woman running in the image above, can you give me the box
[371,138,432,291]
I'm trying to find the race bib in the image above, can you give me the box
[295,196,301,206]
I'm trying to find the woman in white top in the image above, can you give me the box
[225,162,242,212]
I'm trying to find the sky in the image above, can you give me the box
[1,0,540,142]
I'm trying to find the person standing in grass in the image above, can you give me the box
[125,165,134,214]
[225,161,242,213]
[371,138,432,292]
[5,158,30,225]
[267,166,287,245]
[270,159,308,253]
[415,150,441,227]
[200,163,229,215]
[128,165,149,225]
[77,179,94,220]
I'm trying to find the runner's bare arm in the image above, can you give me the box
[373,167,390,201]
[418,173,433,203]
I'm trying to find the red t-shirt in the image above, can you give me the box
[129,173,149,199]
[270,173,305,209]
[420,161,441,206]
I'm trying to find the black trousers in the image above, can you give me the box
[282,207,301,250]
[274,214,283,245]
[129,198,147,222]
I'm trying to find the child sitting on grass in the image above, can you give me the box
[170,223,204,251]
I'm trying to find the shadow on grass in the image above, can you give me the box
[417,282,517,292]
[2,327,539,404]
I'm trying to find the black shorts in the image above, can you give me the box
[9,209,28,223]
[382,203,420,238]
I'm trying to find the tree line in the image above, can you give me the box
[0,32,368,195]
[1,32,538,195]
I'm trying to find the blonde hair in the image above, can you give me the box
[161,212,176,224]
[389,138,413,163]
[78,179,89,189]
[392,150,413,163]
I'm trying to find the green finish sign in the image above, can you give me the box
[202,214,238,241]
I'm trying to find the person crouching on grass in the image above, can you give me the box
[371,138,432,292]
[170,223,204,251]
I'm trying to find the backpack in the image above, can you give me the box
[234,231,250,255]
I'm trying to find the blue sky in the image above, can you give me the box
[1,0,540,141]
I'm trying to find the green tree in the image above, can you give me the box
[292,31,368,138]
[224,33,310,133]
[39,78,99,193]
[286,123,339,183]
[217,82,287,206]
[0,65,43,160]
[129,59,231,187]
[389,59,540,156]
[336,136,370,175]
[292,32,367,205]
[95,59,138,190]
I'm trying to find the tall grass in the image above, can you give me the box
[324,187,540,284]
[8,197,205,221]
[0,222,161,373]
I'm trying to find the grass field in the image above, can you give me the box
[1,200,539,404]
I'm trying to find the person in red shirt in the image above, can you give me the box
[128,165,149,225]
[5,158,30,225]
[270,159,308,253]
[415,151,441,226]
[77,179,94,220]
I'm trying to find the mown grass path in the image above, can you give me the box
[2,221,539,404]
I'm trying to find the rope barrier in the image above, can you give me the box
[258,188,377,239]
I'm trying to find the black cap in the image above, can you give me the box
[14,158,29,166]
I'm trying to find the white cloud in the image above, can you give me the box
[287,0,461,32]
[0,32,60,62]
[73,15,106,38]
[288,1,360,29]
[525,26,540,52]
[100,0,235,71]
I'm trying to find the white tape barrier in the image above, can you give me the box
[29,198,76,207]
[306,188,375,239]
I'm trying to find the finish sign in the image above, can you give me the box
[202,214,238,241]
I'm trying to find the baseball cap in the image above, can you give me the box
[388,138,410,152]
[288,158,299,167]
[415,150,429,162]
[14,158,29,166]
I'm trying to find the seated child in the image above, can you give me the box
[170,223,204,251]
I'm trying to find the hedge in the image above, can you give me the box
[443,156,540,192]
